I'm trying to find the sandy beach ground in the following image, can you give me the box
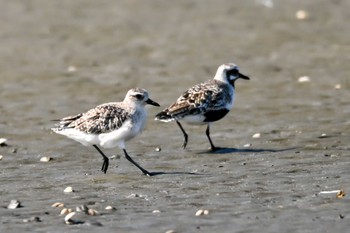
[0,0,349,232]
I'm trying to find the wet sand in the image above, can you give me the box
[0,0,349,232]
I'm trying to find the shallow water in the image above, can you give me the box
[1,0,350,232]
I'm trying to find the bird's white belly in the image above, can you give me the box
[99,118,145,149]
[183,114,206,125]
[54,118,146,149]
[54,128,100,147]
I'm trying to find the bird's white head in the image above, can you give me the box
[214,63,250,85]
[125,88,160,107]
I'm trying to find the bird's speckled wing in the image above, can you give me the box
[163,80,231,119]
[54,103,131,134]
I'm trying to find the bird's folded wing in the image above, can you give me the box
[58,104,130,134]
[167,86,224,117]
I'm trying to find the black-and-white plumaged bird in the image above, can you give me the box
[51,88,160,175]
[155,63,249,151]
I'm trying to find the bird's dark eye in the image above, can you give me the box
[135,94,143,100]
[227,69,239,77]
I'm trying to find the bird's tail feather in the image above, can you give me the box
[155,111,174,122]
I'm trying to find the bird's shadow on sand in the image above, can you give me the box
[149,171,204,177]
[148,147,298,176]
[197,147,298,154]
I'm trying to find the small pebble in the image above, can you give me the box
[126,193,140,198]
[195,209,204,216]
[252,133,261,138]
[296,10,308,20]
[0,155,3,160]
[334,84,341,89]
[64,186,74,193]
[51,202,65,208]
[0,138,8,146]
[23,216,41,223]
[109,154,121,160]
[40,156,52,162]
[165,230,176,233]
[7,200,21,209]
[155,147,162,152]
[67,65,77,73]
[243,143,251,148]
[152,210,161,213]
[76,205,88,213]
[105,206,115,210]
[298,76,310,83]
[319,133,327,138]
[195,209,210,216]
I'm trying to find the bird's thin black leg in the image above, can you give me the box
[123,149,152,176]
[205,125,219,151]
[93,145,109,174]
[176,120,188,149]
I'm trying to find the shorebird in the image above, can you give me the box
[155,63,249,151]
[52,88,160,175]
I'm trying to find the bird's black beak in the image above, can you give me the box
[239,72,250,80]
[146,98,160,107]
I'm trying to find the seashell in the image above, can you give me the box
[64,212,76,224]
[51,202,65,208]
[243,143,251,148]
[298,76,310,83]
[336,190,346,198]
[105,206,115,210]
[60,208,69,215]
[296,10,308,20]
[7,200,21,209]
[87,208,99,216]
[40,156,52,162]
[195,209,209,216]
[334,84,341,89]
[67,65,77,73]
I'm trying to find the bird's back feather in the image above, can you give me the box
[52,103,131,135]
[155,79,233,123]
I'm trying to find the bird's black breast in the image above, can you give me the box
[203,109,229,122]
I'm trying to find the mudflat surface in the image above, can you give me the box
[0,0,349,232]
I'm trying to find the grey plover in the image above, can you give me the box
[52,88,160,175]
[155,63,249,151]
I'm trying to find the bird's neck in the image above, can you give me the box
[213,72,227,83]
